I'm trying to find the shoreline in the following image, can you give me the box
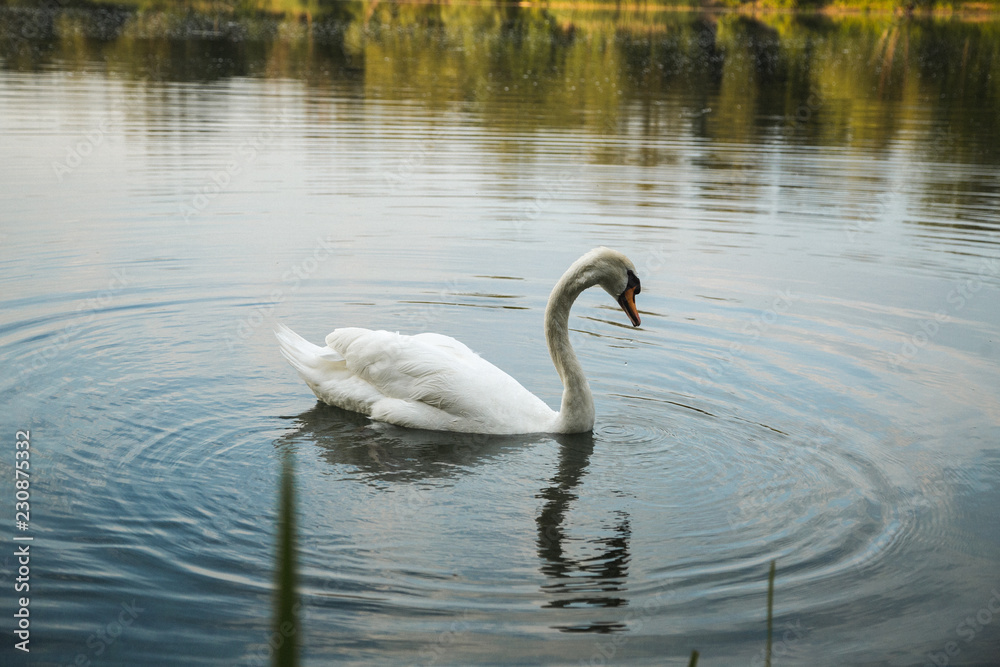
[70,0,1000,21]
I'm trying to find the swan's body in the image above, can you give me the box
[276,247,641,434]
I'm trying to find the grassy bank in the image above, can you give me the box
[32,0,999,21]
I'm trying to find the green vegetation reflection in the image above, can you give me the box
[2,0,998,162]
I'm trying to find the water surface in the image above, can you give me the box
[1,4,999,665]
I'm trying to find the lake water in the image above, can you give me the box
[2,4,999,665]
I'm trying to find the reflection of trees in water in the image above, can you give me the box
[1,3,996,162]
[536,433,633,632]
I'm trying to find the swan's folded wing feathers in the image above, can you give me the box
[410,332,481,360]
[330,329,488,410]
[325,327,376,355]
[368,335,468,405]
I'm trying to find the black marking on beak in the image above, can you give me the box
[618,269,641,327]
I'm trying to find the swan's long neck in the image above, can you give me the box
[545,261,597,433]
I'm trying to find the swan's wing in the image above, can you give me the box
[325,327,555,431]
[326,328,481,367]
[325,328,491,410]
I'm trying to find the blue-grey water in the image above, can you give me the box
[1,5,999,666]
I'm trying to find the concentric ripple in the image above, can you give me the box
[3,44,999,665]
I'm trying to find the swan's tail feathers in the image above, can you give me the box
[275,323,344,381]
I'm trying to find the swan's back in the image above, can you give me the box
[277,324,556,434]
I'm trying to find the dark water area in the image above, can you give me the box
[1,2,999,665]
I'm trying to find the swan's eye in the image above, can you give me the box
[626,269,641,295]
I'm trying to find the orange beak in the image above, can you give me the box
[618,286,640,326]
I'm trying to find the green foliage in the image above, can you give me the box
[4,0,996,161]
[38,0,1000,14]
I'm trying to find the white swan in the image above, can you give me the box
[276,247,641,434]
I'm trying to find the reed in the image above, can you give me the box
[766,559,776,667]
[274,448,299,667]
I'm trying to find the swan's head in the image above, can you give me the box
[583,247,642,327]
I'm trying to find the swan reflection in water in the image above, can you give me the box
[280,402,542,482]
[280,403,632,632]
[536,432,631,633]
